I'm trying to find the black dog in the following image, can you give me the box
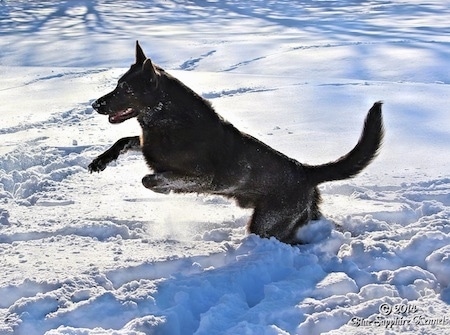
[89,41,384,244]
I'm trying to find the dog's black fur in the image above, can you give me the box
[89,41,384,244]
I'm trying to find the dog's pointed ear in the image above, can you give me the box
[142,58,158,86]
[135,41,147,65]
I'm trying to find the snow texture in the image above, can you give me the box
[0,1,449,334]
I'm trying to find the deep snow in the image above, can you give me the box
[0,1,449,334]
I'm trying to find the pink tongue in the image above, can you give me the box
[109,108,135,123]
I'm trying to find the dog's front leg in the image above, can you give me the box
[88,136,141,173]
[142,172,213,194]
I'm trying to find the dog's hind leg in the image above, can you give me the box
[248,196,311,245]
[142,172,213,194]
[310,187,323,220]
[88,136,141,173]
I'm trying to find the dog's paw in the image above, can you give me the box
[88,158,108,173]
[142,174,171,194]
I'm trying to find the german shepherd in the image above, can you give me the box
[89,41,384,244]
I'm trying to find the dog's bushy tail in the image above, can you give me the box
[305,102,384,185]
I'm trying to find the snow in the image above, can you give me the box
[1,0,449,334]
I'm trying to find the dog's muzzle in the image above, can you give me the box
[92,99,109,115]
[92,100,101,111]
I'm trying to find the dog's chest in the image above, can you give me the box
[138,120,184,171]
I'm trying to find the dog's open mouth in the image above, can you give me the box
[108,108,139,124]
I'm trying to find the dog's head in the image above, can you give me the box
[92,41,162,124]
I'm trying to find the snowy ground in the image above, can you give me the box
[1,1,449,334]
